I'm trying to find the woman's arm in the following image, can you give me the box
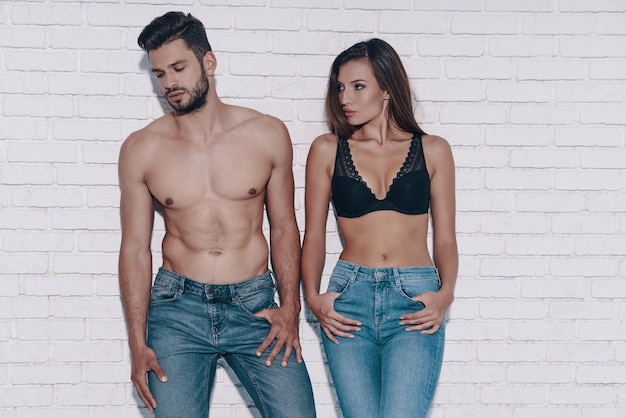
[302,135,361,343]
[400,135,458,334]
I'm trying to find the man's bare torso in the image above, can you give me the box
[132,107,278,283]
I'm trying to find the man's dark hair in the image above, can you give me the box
[138,11,212,63]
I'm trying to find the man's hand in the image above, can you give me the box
[306,292,361,344]
[399,290,453,334]
[254,306,302,367]
[130,345,167,413]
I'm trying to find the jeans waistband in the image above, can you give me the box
[334,260,438,281]
[155,267,274,301]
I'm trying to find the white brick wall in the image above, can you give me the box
[1,1,625,417]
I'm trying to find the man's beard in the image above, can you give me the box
[165,71,209,114]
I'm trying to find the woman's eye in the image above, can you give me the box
[354,84,364,90]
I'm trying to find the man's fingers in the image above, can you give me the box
[133,376,157,412]
[151,365,168,383]
[135,385,154,413]
[280,344,294,367]
[253,308,269,321]
[256,334,274,358]
[293,339,303,364]
[135,359,167,412]
[254,307,302,366]
[265,340,284,366]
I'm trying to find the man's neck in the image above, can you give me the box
[171,95,228,138]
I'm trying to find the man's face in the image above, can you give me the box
[149,38,209,114]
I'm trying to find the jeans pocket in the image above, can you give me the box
[326,274,354,299]
[396,276,440,306]
[149,281,181,305]
[236,286,277,319]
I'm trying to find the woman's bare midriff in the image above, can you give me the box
[337,211,433,268]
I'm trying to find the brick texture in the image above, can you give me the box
[1,2,625,417]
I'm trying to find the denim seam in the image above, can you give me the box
[205,358,212,416]
[420,331,445,417]
[232,354,269,418]
[348,263,359,284]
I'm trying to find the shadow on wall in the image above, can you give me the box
[138,50,173,116]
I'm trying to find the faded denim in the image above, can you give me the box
[146,267,315,418]
[323,260,445,418]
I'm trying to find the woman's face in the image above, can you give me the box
[336,58,389,127]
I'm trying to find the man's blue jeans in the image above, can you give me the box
[322,260,446,418]
[146,267,316,418]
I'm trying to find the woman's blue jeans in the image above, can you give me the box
[146,268,315,418]
[323,260,446,418]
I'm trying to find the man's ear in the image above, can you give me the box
[203,51,217,76]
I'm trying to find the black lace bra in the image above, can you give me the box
[331,133,430,218]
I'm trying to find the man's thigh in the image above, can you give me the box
[146,274,220,417]
[219,286,315,418]
[148,352,219,418]
[225,349,316,418]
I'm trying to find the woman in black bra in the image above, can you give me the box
[302,39,458,418]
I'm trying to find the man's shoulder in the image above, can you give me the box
[227,105,286,135]
[124,114,172,144]
[120,114,174,161]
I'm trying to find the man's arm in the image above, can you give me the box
[118,134,167,412]
[254,118,303,367]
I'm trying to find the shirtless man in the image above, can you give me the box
[118,12,315,417]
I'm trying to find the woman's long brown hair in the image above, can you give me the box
[325,38,426,139]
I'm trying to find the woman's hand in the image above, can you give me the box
[306,292,361,344]
[399,290,453,334]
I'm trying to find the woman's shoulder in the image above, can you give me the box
[311,132,340,151]
[313,132,339,144]
[421,134,454,172]
[421,134,452,155]
[307,133,339,163]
